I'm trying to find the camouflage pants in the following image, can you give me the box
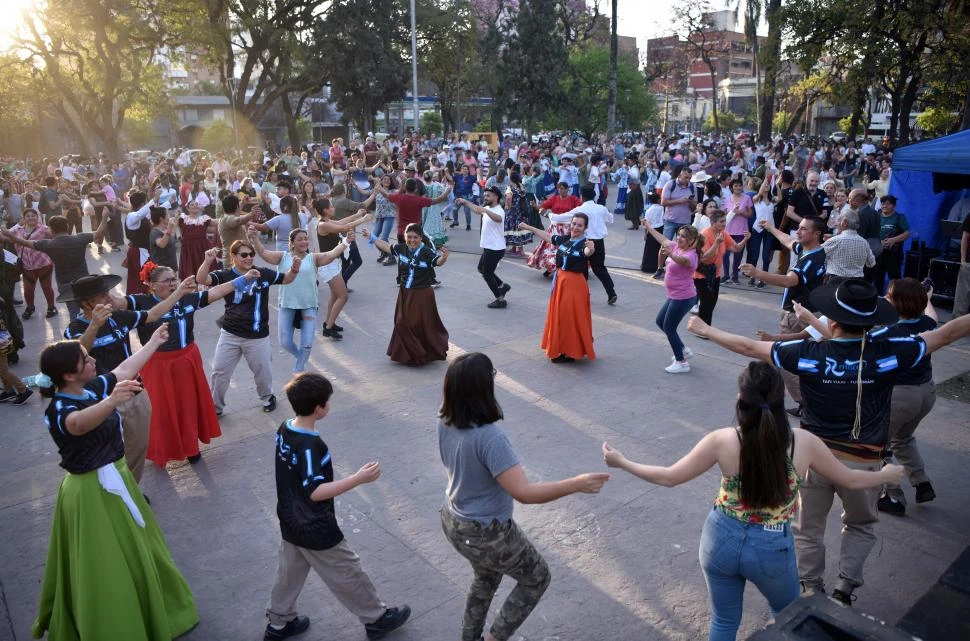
[441,509,550,641]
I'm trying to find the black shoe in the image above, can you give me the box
[331,323,343,332]
[431,280,442,289]
[499,283,511,297]
[652,269,665,280]
[915,481,936,503]
[364,606,411,640]
[187,453,202,464]
[466,225,471,231]
[322,326,343,339]
[487,299,507,309]
[785,405,803,418]
[449,222,459,228]
[756,280,766,289]
[0,389,17,403]
[830,589,856,606]
[607,294,618,305]
[12,297,22,305]
[552,354,575,363]
[12,389,33,405]
[21,306,34,320]
[265,615,310,641]
[376,254,386,263]
[46,307,58,318]
[730,276,740,285]
[747,278,756,287]
[262,394,277,413]
[878,494,905,515]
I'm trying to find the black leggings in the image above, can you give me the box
[694,276,720,325]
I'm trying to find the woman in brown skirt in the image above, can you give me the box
[517,214,596,363]
[360,223,450,365]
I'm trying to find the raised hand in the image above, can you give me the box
[176,276,196,293]
[148,323,170,345]
[203,247,221,263]
[602,442,625,468]
[90,303,112,327]
[109,379,144,405]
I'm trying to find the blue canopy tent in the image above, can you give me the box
[889,129,970,252]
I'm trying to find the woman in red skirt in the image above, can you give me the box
[518,215,596,363]
[360,223,450,366]
[123,259,256,465]
[526,181,581,277]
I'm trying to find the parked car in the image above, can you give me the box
[830,131,848,143]
[176,148,210,168]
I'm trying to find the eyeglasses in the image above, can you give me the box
[235,252,255,258]
[154,278,178,285]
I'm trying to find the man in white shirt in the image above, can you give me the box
[549,186,618,305]
[456,186,511,308]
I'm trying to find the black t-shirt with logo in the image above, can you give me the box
[780,243,826,312]
[551,234,591,273]
[209,267,284,339]
[274,420,344,551]
[771,335,927,447]
[869,315,936,386]
[66,310,147,374]
[126,292,211,350]
[391,243,438,289]
[46,373,125,474]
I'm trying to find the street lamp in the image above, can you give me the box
[409,0,420,133]
[228,77,240,151]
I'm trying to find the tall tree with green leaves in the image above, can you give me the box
[507,0,568,133]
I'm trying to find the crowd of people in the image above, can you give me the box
[2,127,970,641]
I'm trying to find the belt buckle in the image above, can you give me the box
[763,523,784,533]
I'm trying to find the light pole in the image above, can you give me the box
[228,78,240,151]
[410,0,420,134]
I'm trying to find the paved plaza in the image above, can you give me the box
[1,214,969,641]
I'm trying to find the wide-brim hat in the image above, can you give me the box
[690,170,711,183]
[808,278,898,327]
[56,274,122,303]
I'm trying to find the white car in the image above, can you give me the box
[176,149,210,168]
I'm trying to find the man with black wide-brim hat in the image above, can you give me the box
[688,278,970,605]
[61,273,195,481]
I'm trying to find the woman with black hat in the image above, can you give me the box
[688,278,970,604]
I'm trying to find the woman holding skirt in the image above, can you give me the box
[526,182,582,277]
[361,223,450,365]
[517,215,596,364]
[33,324,198,641]
[124,260,255,465]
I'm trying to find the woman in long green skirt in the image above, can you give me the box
[32,323,198,641]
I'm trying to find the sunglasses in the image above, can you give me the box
[235,252,255,258]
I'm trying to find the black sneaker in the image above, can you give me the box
[187,453,202,464]
[607,294,618,305]
[0,389,17,403]
[466,225,471,231]
[262,394,277,413]
[652,269,665,280]
[756,280,766,289]
[449,222,459,228]
[785,405,803,418]
[830,589,857,606]
[552,354,575,363]
[499,283,511,297]
[915,481,936,503]
[487,299,508,309]
[322,326,343,340]
[331,323,344,332]
[21,306,34,320]
[877,494,905,516]
[12,389,33,405]
[747,278,757,287]
[46,307,58,318]
[265,615,310,641]
[364,606,411,640]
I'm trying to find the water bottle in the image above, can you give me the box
[22,375,43,388]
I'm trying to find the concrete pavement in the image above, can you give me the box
[1,205,969,641]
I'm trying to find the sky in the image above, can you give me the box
[616,0,737,56]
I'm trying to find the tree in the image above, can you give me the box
[732,0,763,139]
[16,0,198,159]
[0,53,42,156]
[915,107,958,136]
[644,37,690,135]
[506,0,569,132]
[758,0,783,144]
[555,47,656,139]
[421,111,444,136]
[606,0,618,138]
[200,120,235,151]
[703,110,742,133]
[673,2,729,135]
[314,0,410,134]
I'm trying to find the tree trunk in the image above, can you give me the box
[887,86,901,145]
[784,97,809,138]
[606,0,618,138]
[898,73,922,144]
[709,66,720,135]
[758,0,782,143]
[281,93,301,148]
[961,84,970,130]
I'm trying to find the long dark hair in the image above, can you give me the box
[735,362,791,509]
[39,340,86,397]
[439,352,503,429]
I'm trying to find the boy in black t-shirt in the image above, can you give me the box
[263,373,411,641]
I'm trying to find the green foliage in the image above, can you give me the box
[122,106,161,149]
[474,119,492,132]
[704,111,742,133]
[553,46,656,138]
[915,107,958,136]
[420,111,444,136]
[200,120,235,152]
[296,118,312,142]
[775,112,794,134]
[0,54,41,156]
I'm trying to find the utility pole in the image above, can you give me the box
[456,26,461,134]
[606,0,618,139]
[228,78,240,151]
[410,0,420,133]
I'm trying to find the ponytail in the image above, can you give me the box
[736,362,791,509]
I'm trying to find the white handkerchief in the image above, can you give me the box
[97,463,146,528]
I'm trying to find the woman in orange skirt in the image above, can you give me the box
[518,215,596,363]
[122,260,258,465]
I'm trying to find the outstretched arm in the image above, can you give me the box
[247,229,284,265]
[687,316,774,362]
[496,464,610,504]
[517,222,552,244]
[602,431,722,487]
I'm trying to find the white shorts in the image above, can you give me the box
[317,262,341,284]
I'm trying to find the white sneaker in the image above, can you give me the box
[682,347,694,359]
[690,304,699,315]
[665,360,690,374]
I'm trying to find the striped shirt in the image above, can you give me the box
[822,230,875,278]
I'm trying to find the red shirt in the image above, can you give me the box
[388,192,432,236]
[540,194,581,214]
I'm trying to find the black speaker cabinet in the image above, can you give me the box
[929,258,960,300]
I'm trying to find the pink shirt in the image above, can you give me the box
[724,193,753,235]
[665,246,698,300]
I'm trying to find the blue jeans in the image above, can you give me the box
[745,231,775,272]
[699,509,799,641]
[655,296,696,361]
[454,196,476,227]
[663,220,684,240]
[278,307,317,373]
[371,217,396,247]
[722,234,745,280]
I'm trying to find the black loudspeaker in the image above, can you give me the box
[749,595,915,640]
[904,247,940,281]
[929,258,960,300]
